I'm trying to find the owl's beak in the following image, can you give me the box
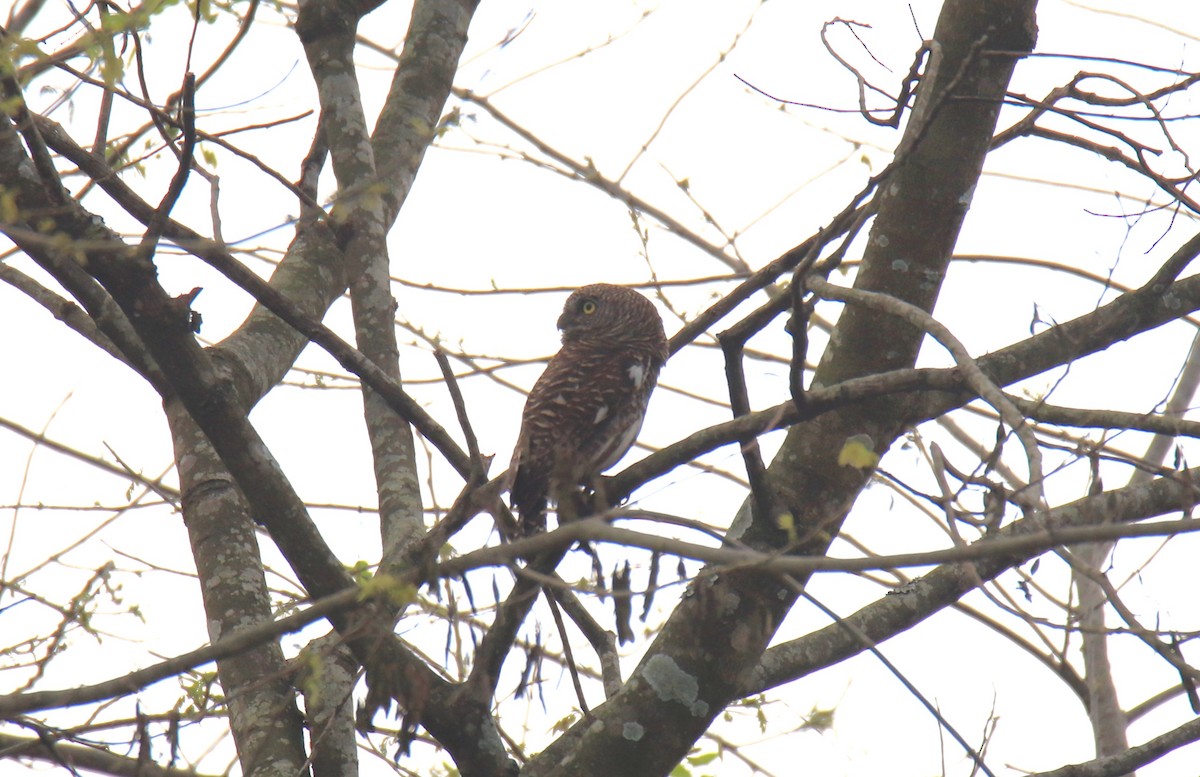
[556,312,568,330]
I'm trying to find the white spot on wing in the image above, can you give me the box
[552,394,568,404]
[628,362,646,388]
[593,405,609,424]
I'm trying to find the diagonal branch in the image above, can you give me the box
[1030,715,1200,777]
[0,730,216,777]
[0,103,486,772]
[0,587,360,718]
[743,464,1200,697]
[136,72,195,263]
[33,114,473,477]
[612,262,1200,505]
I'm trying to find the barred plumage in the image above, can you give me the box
[509,284,668,534]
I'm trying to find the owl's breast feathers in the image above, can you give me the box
[509,283,668,533]
[510,338,665,530]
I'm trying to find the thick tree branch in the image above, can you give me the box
[1030,715,1200,777]
[743,464,1200,696]
[0,587,361,718]
[0,94,492,777]
[32,114,471,474]
[168,405,312,777]
[611,265,1200,505]
[0,731,217,777]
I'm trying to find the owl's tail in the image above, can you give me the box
[509,469,548,536]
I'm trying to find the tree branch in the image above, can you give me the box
[0,730,217,777]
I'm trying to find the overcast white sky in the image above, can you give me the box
[3,1,1200,774]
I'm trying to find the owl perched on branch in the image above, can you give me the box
[509,283,669,535]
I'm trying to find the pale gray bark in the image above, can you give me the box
[1071,330,1200,773]
[169,403,311,777]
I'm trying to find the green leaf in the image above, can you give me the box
[775,511,797,542]
[551,711,580,733]
[801,705,836,733]
[356,572,416,607]
[0,188,20,223]
[838,434,880,470]
[348,559,373,583]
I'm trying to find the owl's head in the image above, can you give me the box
[557,283,667,354]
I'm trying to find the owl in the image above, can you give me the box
[509,284,669,535]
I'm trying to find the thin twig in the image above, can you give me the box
[717,304,786,527]
[435,347,486,481]
[138,72,196,261]
[544,593,591,719]
[799,585,997,777]
[545,585,622,699]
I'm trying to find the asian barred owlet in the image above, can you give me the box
[509,283,669,535]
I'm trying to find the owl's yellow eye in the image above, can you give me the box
[581,300,598,314]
